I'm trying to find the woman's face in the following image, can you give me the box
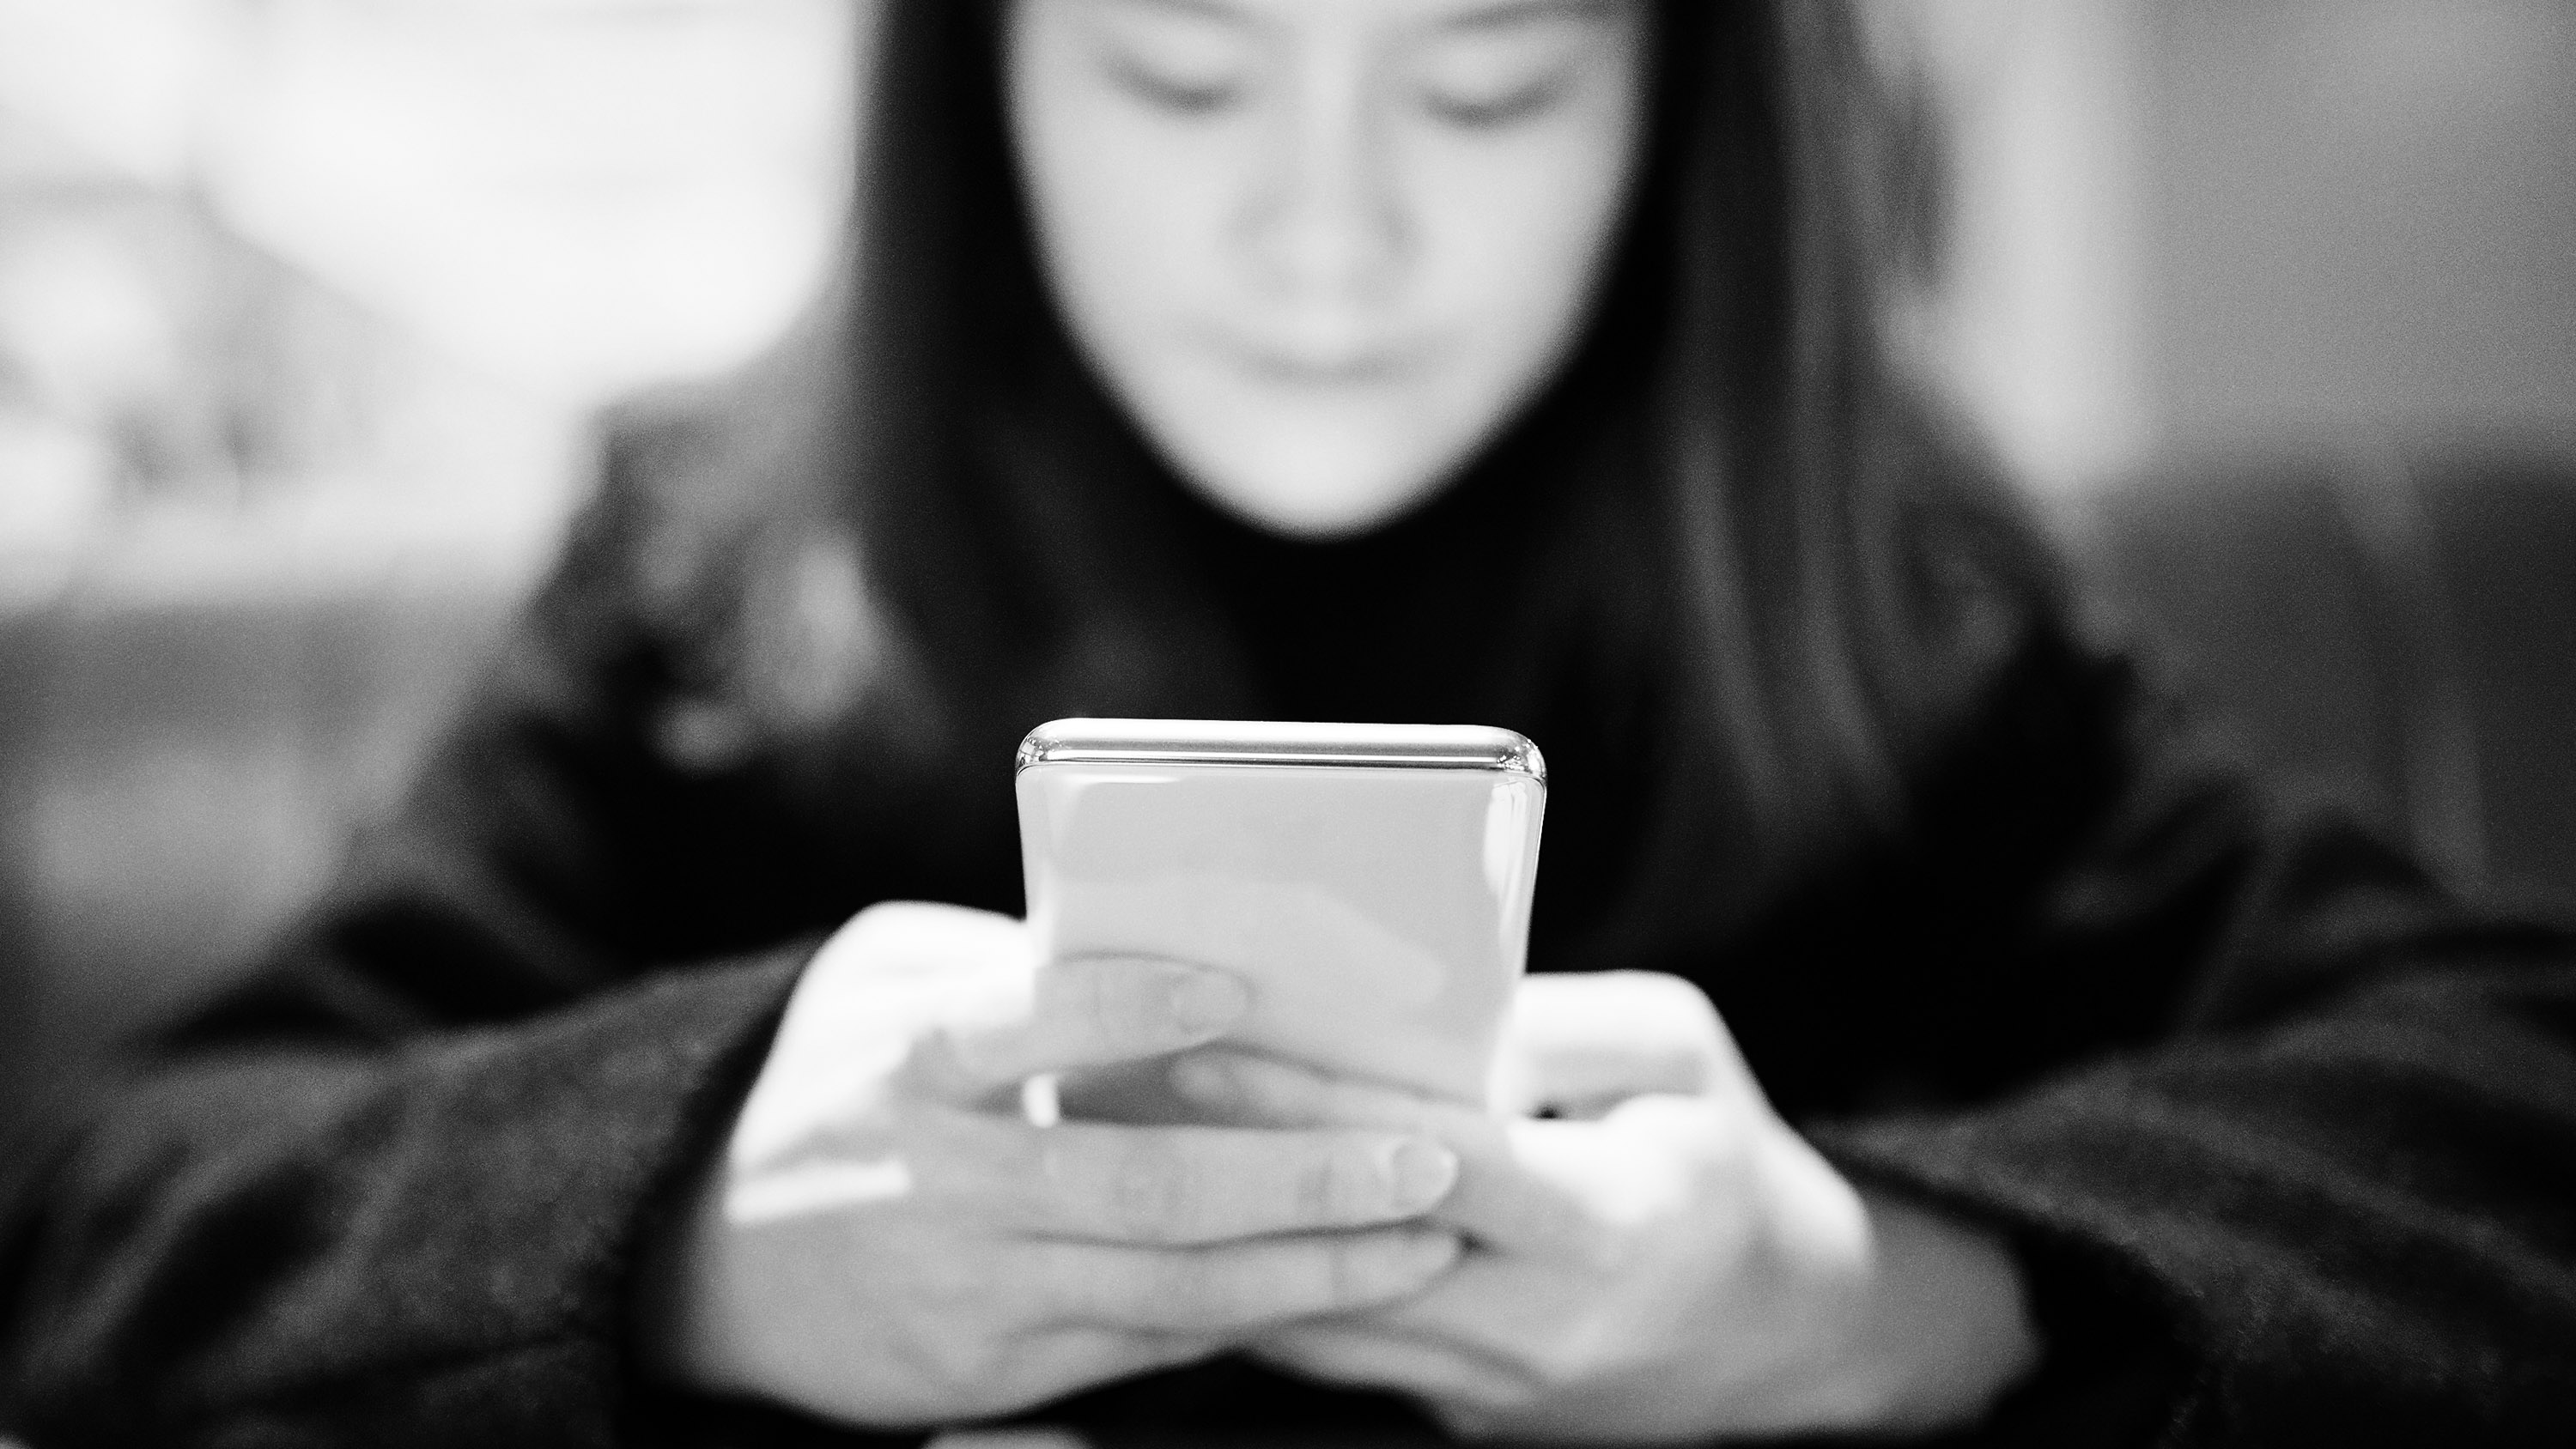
[1006,0,1649,538]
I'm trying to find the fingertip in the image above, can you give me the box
[1385,1137,1461,1213]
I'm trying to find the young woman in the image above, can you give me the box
[7,1,2576,1444]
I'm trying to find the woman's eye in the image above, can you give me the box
[1087,6,1257,119]
[1413,25,1595,131]
[1104,51,1249,116]
[1419,69,1575,129]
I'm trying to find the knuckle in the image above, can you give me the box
[1033,1130,1078,1196]
[1292,1149,1365,1225]
[896,1025,971,1094]
[1321,1241,1376,1307]
[1109,1145,1200,1240]
[901,1325,1003,1404]
[1081,959,1167,1044]
[1068,959,1127,1040]
[1321,1235,1412,1308]
[1035,1244,1114,1323]
[1159,1259,1240,1328]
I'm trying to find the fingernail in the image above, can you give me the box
[1169,971,1250,1036]
[1384,1138,1460,1212]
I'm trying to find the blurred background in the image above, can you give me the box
[1,0,2572,1143]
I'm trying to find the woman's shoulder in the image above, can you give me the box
[591,331,837,589]
[532,327,897,765]
[1878,386,2072,612]
[1861,387,2088,730]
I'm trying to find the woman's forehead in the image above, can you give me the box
[1077,0,1636,40]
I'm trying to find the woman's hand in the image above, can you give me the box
[1176,972,2040,1442]
[635,902,1465,1428]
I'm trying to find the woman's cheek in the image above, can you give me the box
[1046,127,1224,317]
[1413,138,1633,384]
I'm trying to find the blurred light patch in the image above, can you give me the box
[207,0,858,403]
[0,0,860,585]
[0,0,857,407]
[0,0,228,188]
[1874,0,2152,494]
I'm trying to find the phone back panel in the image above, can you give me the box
[1017,760,1544,1103]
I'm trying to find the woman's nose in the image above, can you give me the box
[1239,71,1411,309]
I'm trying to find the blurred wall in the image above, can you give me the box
[2142,0,2576,455]
[1903,0,2576,488]
[0,0,856,406]
[1894,0,2153,494]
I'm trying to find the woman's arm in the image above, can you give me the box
[1728,444,2576,1439]
[0,443,1473,1444]
[1806,621,2576,1444]
[0,457,845,1442]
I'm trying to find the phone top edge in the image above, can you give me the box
[1016,718,1546,785]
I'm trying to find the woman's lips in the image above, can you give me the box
[1203,328,1432,386]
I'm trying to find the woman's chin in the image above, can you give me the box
[1160,435,1473,542]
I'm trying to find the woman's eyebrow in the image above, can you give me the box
[1431,0,1623,37]
[1094,0,1255,31]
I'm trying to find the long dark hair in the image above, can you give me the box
[622,0,2025,947]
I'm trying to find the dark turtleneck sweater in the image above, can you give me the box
[4,399,2576,1449]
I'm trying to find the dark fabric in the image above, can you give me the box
[4,418,2576,1446]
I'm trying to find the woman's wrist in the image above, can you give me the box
[629,1142,745,1396]
[1823,1186,2044,1434]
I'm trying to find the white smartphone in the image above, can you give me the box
[1016,718,1546,1105]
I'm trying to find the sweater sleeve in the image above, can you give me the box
[0,463,882,1446]
[1807,600,2576,1446]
